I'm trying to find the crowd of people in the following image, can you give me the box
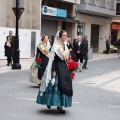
[29,30,89,114]
[47,34,89,72]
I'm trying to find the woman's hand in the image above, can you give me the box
[52,71,56,78]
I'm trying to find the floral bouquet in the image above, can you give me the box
[36,58,42,68]
[67,60,78,80]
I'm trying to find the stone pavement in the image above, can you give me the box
[0,53,118,73]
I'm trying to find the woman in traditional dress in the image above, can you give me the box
[36,30,73,114]
[29,34,51,84]
[36,34,51,83]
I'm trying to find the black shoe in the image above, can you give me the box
[57,107,65,114]
[47,105,51,109]
[84,66,88,69]
[7,63,9,66]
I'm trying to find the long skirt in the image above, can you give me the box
[36,76,72,107]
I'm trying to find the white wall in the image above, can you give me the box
[0,27,40,59]
[99,24,110,53]
[84,23,91,47]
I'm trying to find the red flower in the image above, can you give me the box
[67,61,78,71]
[67,61,78,80]
[36,58,42,64]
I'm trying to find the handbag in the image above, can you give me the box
[29,60,41,84]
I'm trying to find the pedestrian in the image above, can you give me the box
[73,36,84,72]
[4,31,14,66]
[66,36,72,51]
[29,34,51,85]
[82,35,88,69]
[116,39,120,58]
[106,38,110,54]
[50,35,55,47]
[72,39,77,61]
[36,30,73,114]
[73,38,77,47]
[66,36,73,61]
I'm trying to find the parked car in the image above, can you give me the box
[110,44,117,53]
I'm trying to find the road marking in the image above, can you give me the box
[108,105,120,108]
[18,81,28,83]
[16,98,79,104]
[72,102,80,104]
[16,98,36,101]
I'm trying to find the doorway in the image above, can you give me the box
[91,24,99,52]
[31,32,36,57]
[111,30,118,46]
[62,22,66,30]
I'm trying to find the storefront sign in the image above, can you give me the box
[62,0,80,4]
[42,6,67,18]
[56,9,67,18]
[111,23,120,30]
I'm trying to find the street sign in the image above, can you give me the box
[12,0,24,19]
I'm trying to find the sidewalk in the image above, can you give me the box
[0,53,118,72]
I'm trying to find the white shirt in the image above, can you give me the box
[78,41,81,46]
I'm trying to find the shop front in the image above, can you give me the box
[41,5,78,39]
[111,22,120,45]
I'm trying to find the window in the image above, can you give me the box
[116,3,120,15]
[99,0,105,7]
[77,23,85,37]
[109,0,114,9]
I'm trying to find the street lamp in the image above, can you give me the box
[12,0,24,69]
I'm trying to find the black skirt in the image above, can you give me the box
[54,55,73,97]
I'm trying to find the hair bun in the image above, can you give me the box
[59,30,66,38]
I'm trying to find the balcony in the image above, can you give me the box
[57,0,80,4]
[77,0,116,17]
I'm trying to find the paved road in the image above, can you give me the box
[0,57,120,120]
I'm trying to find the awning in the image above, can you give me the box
[41,15,79,23]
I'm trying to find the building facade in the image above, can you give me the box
[111,0,120,45]
[41,0,79,39]
[0,0,41,59]
[77,0,116,53]
[0,0,80,59]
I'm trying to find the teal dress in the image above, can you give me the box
[36,54,73,107]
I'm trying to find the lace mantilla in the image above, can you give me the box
[55,44,69,61]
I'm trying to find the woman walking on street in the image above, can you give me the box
[36,30,73,114]
[29,35,51,84]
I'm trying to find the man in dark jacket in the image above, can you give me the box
[82,35,88,69]
[74,36,84,72]
[4,31,14,66]
[106,39,110,54]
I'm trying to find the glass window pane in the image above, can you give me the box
[77,23,85,38]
